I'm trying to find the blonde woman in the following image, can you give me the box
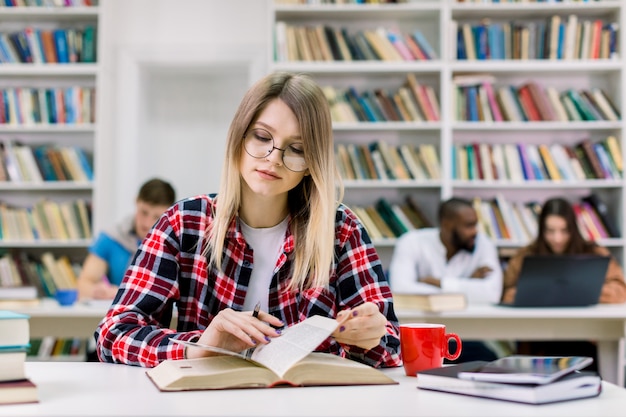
[95,72,401,368]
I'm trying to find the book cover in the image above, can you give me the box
[0,310,29,348]
[147,315,396,391]
[0,378,38,405]
[417,361,601,405]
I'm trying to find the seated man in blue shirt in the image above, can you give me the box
[389,197,503,362]
[77,178,176,300]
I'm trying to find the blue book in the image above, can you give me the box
[412,30,438,60]
[456,27,467,60]
[556,22,565,60]
[466,86,479,122]
[474,25,488,60]
[73,147,94,180]
[451,145,457,179]
[32,146,57,181]
[487,24,499,60]
[53,29,69,63]
[64,88,75,124]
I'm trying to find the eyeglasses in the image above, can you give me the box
[243,128,308,172]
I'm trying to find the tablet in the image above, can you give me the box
[457,355,594,385]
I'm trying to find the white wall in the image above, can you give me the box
[95,0,270,230]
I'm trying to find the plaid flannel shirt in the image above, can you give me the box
[95,194,401,368]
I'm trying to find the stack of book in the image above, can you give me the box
[0,311,38,405]
[416,355,601,405]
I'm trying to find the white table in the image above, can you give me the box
[396,303,626,387]
[12,300,626,386]
[0,362,625,417]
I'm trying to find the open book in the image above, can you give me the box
[146,315,397,391]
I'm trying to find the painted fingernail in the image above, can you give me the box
[251,339,257,345]
[352,310,358,317]
[264,336,271,342]
[339,326,345,332]
[275,329,282,335]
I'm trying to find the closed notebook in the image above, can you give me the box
[416,361,602,405]
[392,293,467,312]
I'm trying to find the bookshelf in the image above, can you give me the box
[269,0,626,268]
[0,2,99,266]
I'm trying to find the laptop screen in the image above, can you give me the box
[510,254,610,307]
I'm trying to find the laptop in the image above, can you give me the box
[503,254,610,307]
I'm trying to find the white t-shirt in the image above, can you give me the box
[240,216,289,312]
[388,228,503,304]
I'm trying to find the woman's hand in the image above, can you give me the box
[332,302,387,351]
[186,308,283,359]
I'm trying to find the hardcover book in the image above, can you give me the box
[417,361,601,405]
[392,293,467,312]
[146,315,396,391]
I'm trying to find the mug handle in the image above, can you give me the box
[444,332,462,361]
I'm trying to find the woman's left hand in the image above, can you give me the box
[331,302,387,351]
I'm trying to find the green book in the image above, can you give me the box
[82,26,97,63]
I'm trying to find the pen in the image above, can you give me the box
[252,301,261,319]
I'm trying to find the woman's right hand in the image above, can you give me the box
[185,308,283,359]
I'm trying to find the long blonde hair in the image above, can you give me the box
[205,72,343,291]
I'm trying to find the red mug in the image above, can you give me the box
[399,323,462,376]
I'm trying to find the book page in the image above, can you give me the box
[250,315,339,378]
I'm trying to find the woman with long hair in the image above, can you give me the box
[502,197,626,367]
[95,72,401,368]
[502,197,626,304]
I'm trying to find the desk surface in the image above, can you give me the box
[0,362,625,417]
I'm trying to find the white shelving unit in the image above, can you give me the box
[0,4,100,263]
[269,0,626,268]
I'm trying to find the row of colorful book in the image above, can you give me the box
[274,22,437,62]
[0,0,95,6]
[0,87,96,125]
[0,141,94,183]
[0,311,38,405]
[452,137,622,182]
[0,251,80,306]
[275,0,406,4]
[456,1,602,4]
[351,196,433,240]
[323,75,440,123]
[0,26,96,64]
[27,337,87,361]
[454,15,619,61]
[337,141,440,181]
[473,193,619,243]
[0,198,92,241]
[453,76,619,122]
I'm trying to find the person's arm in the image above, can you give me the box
[594,246,626,304]
[77,254,117,300]
[501,249,527,303]
[388,232,440,294]
[94,209,200,367]
[331,210,401,368]
[439,236,503,304]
